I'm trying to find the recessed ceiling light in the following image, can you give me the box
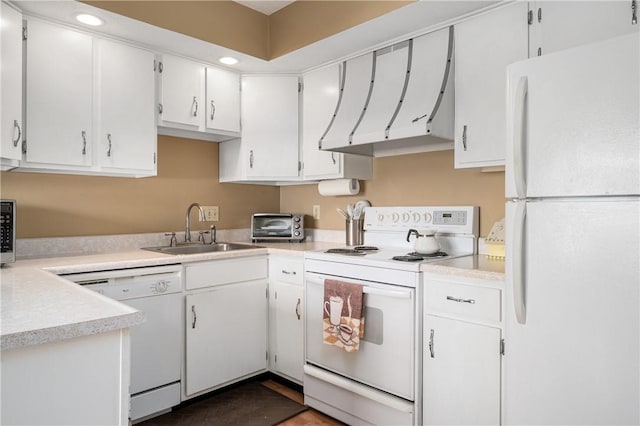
[219,56,239,65]
[75,13,104,26]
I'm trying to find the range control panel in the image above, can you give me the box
[364,206,478,236]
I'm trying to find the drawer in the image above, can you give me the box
[269,256,303,285]
[185,256,267,290]
[425,280,501,323]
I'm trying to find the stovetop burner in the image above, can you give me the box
[353,246,379,252]
[325,248,367,256]
[407,251,448,258]
[392,251,448,262]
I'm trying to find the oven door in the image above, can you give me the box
[305,272,415,400]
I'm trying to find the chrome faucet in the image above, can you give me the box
[185,202,205,243]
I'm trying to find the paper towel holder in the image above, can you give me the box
[318,178,360,196]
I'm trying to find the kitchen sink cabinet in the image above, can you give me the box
[157,54,240,142]
[268,255,304,384]
[422,273,504,425]
[1,2,23,171]
[528,1,640,58]
[22,18,157,177]
[183,257,268,398]
[301,64,372,181]
[454,2,528,169]
[219,75,300,183]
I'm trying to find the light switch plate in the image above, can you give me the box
[312,205,320,220]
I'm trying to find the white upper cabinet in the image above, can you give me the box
[157,54,240,142]
[96,38,156,172]
[219,75,300,183]
[205,67,240,134]
[23,18,156,177]
[1,2,23,170]
[25,18,93,168]
[529,1,640,57]
[454,3,529,169]
[301,63,372,181]
[158,54,203,128]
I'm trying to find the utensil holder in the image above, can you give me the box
[346,219,364,246]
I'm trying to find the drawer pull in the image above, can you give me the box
[446,295,476,304]
[282,270,297,275]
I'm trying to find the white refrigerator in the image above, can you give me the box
[504,33,639,425]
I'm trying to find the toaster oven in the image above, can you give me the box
[251,213,305,242]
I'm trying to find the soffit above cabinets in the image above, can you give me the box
[14,0,498,73]
[233,0,296,15]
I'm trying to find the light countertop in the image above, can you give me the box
[2,240,503,351]
[422,255,505,281]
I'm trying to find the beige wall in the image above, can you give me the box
[268,1,412,58]
[280,150,505,237]
[0,136,280,238]
[84,1,411,60]
[1,144,504,239]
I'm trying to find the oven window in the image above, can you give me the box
[253,217,292,237]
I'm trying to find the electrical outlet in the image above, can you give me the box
[312,205,321,220]
[202,206,219,222]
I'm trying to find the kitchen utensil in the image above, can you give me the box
[347,203,355,218]
[406,228,440,254]
[336,208,349,219]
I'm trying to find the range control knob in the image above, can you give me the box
[293,216,301,222]
[294,231,301,237]
[154,280,169,294]
[378,214,385,222]
[392,213,400,222]
[413,212,421,222]
[402,213,410,222]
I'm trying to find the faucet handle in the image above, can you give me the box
[164,232,177,247]
[209,225,217,244]
[197,230,210,245]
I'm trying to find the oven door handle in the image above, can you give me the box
[363,286,412,299]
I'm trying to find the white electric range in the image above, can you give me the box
[303,206,478,426]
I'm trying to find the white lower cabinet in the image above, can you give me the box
[423,273,503,425]
[268,255,304,384]
[1,329,131,426]
[183,257,268,398]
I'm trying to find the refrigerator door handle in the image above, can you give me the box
[513,201,527,324]
[513,76,528,198]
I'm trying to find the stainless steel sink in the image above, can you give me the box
[142,242,259,255]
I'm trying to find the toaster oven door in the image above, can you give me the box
[252,214,293,239]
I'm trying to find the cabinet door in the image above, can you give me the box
[25,19,92,166]
[1,3,23,166]
[159,54,203,127]
[454,3,528,168]
[423,315,501,425]
[242,75,299,179]
[205,67,240,134]
[530,1,640,57]
[302,64,342,179]
[273,281,303,382]
[185,281,267,396]
[96,39,156,172]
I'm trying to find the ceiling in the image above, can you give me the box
[233,0,296,15]
[14,1,499,73]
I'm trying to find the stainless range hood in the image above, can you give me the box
[319,26,454,157]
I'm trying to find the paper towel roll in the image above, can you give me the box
[318,179,360,196]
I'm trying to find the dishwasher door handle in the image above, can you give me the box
[191,305,197,329]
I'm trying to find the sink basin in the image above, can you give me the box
[142,242,259,255]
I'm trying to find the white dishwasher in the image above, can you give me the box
[63,264,183,423]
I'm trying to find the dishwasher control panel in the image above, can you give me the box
[62,264,183,301]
